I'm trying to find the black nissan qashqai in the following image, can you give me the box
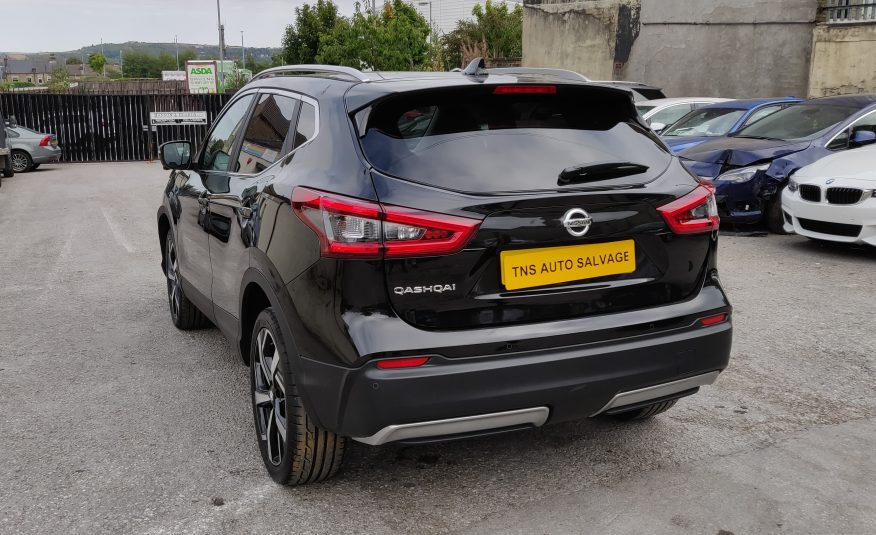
[156,63,732,485]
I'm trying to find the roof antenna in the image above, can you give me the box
[462,57,486,76]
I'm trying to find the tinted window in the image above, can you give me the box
[663,108,746,137]
[294,102,316,147]
[736,104,858,141]
[202,95,254,172]
[649,104,693,126]
[236,93,298,174]
[359,86,670,193]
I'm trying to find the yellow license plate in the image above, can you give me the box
[500,240,636,290]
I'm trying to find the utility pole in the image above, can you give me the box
[216,0,225,92]
[120,49,124,78]
[175,35,179,70]
[100,38,106,77]
[418,1,433,42]
[241,31,245,70]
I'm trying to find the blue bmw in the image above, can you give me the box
[661,97,803,154]
[678,95,876,232]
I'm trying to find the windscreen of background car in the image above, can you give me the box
[734,104,858,141]
[359,86,671,194]
[663,108,746,137]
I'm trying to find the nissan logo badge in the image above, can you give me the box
[561,208,592,237]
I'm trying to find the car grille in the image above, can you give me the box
[798,218,862,238]
[799,185,821,203]
[826,187,863,205]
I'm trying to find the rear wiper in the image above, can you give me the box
[558,162,649,185]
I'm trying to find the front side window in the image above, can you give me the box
[236,93,298,174]
[202,94,254,172]
[662,108,746,137]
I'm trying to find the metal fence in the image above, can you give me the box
[826,0,876,23]
[0,93,230,162]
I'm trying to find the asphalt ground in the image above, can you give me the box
[1,163,874,535]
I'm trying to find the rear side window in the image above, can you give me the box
[293,102,316,147]
[359,85,670,193]
[237,93,298,174]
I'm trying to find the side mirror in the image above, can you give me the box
[851,129,876,147]
[159,140,193,170]
[651,122,666,134]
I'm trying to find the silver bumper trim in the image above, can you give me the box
[592,370,721,416]
[352,407,550,446]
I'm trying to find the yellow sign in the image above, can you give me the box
[500,240,636,290]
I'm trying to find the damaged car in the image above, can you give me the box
[678,95,876,232]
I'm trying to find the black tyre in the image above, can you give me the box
[766,187,788,234]
[11,150,32,173]
[607,399,678,421]
[164,232,210,330]
[1,156,13,178]
[250,308,346,485]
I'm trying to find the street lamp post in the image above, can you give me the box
[241,31,245,70]
[216,0,225,91]
[417,1,433,42]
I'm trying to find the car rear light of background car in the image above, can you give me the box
[38,135,51,147]
[700,313,728,327]
[375,356,430,369]
[657,185,720,235]
[291,187,482,259]
[493,85,557,95]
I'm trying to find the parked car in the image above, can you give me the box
[5,124,61,172]
[156,65,732,485]
[636,97,731,133]
[661,97,803,153]
[679,95,876,233]
[782,144,876,246]
[0,111,12,182]
[593,81,666,101]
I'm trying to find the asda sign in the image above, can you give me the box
[186,61,218,94]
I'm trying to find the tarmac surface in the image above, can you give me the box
[1,163,874,534]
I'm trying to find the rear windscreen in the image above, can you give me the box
[358,86,671,194]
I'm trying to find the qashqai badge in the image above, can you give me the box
[561,208,592,237]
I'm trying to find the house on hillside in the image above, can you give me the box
[523,0,876,98]
[1,55,97,84]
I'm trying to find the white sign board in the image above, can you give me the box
[162,70,187,81]
[150,111,209,126]
[186,61,218,94]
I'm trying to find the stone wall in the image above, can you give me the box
[808,23,876,97]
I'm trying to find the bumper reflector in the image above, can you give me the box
[700,313,728,327]
[376,356,430,369]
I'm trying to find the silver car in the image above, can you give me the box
[5,125,62,172]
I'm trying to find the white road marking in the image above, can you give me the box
[101,207,135,253]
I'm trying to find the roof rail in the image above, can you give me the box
[251,64,372,83]
[487,67,591,82]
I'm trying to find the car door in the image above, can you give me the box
[173,93,256,305]
[206,91,301,330]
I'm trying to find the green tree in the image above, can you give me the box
[88,52,107,75]
[65,57,83,65]
[178,48,198,67]
[47,67,70,91]
[443,0,522,67]
[282,0,339,64]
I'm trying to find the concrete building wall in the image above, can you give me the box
[523,0,818,98]
[808,23,876,97]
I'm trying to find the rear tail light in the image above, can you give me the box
[493,85,557,95]
[375,356,430,369]
[657,185,720,235]
[291,187,482,259]
[39,135,51,147]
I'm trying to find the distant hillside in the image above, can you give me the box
[2,41,281,65]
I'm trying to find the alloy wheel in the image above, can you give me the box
[253,327,287,466]
[11,153,29,172]
[165,235,181,319]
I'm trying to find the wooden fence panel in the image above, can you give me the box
[0,93,231,162]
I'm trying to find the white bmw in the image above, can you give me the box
[782,145,876,246]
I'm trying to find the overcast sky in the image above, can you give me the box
[0,0,362,53]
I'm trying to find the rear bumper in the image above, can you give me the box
[297,317,732,441]
[31,146,62,164]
